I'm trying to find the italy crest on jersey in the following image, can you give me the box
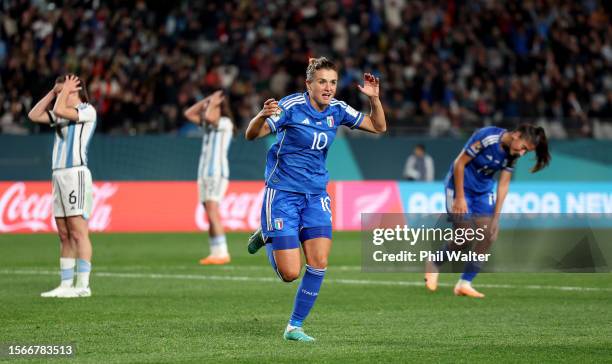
[274,218,284,230]
[326,116,334,128]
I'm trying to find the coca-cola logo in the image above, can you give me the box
[0,182,117,232]
[195,188,264,231]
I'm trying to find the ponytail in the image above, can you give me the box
[515,124,551,173]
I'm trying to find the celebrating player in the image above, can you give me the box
[28,75,97,298]
[245,57,386,341]
[425,124,551,298]
[184,90,234,265]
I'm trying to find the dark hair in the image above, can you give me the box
[55,74,89,103]
[306,57,337,82]
[416,144,425,151]
[515,124,551,173]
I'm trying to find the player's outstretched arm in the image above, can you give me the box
[28,83,62,123]
[245,98,278,140]
[356,73,386,134]
[53,75,81,121]
[184,94,213,124]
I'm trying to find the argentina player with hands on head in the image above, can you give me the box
[184,90,234,265]
[28,75,97,298]
[425,124,550,298]
[245,57,386,342]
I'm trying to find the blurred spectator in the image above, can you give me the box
[403,144,434,181]
[0,0,610,137]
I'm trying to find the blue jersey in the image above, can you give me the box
[445,127,517,194]
[264,92,364,194]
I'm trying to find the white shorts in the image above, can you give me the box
[198,177,228,202]
[52,166,93,219]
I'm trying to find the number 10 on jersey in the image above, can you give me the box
[311,132,328,150]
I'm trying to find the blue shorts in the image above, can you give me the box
[445,186,495,216]
[261,187,332,250]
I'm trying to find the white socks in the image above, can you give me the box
[59,257,76,287]
[75,259,91,288]
[209,235,228,257]
[59,258,91,288]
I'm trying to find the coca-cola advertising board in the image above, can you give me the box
[0,181,269,233]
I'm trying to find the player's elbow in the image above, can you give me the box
[27,110,37,122]
[245,126,259,140]
[245,130,256,141]
[370,119,386,134]
[28,110,44,123]
[375,125,387,134]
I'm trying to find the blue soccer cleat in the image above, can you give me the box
[247,227,265,254]
[283,327,315,342]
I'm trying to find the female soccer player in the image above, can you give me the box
[425,124,551,298]
[245,57,386,341]
[184,90,234,265]
[28,74,97,298]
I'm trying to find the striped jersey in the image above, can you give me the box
[264,92,364,194]
[198,116,233,179]
[50,103,97,170]
[445,126,517,194]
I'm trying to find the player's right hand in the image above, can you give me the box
[259,98,281,117]
[452,197,468,214]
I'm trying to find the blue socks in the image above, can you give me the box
[264,245,327,327]
[289,265,326,327]
[460,261,481,282]
[434,243,482,282]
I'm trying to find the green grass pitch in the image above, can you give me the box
[1,232,611,363]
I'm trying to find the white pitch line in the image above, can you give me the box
[1,269,611,293]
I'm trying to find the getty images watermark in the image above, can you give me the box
[372,224,491,263]
[361,213,612,273]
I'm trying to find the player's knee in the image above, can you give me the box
[58,232,71,245]
[307,256,328,269]
[278,267,301,282]
[69,229,88,245]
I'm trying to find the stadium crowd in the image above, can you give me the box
[1,0,611,138]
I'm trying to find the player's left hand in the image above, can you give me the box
[357,73,380,98]
[63,75,82,93]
